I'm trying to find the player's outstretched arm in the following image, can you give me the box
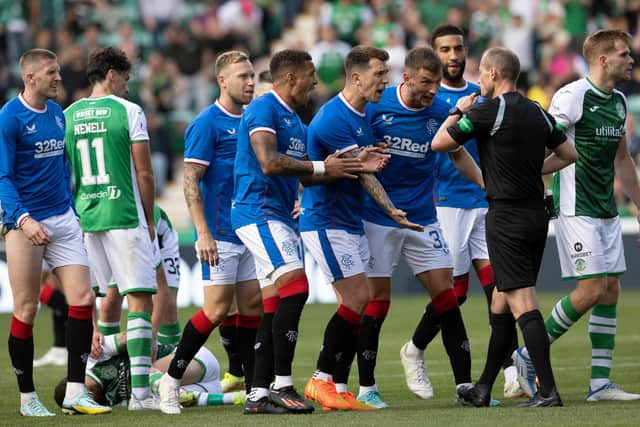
[131,141,156,240]
[251,132,363,184]
[251,131,315,176]
[337,147,422,231]
[183,163,218,266]
[359,173,424,231]
[300,150,367,186]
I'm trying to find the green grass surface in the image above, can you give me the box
[2,291,640,426]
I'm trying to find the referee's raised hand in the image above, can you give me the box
[455,91,480,114]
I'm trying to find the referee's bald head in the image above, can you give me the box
[480,47,520,83]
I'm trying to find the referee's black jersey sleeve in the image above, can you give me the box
[446,99,498,145]
[541,108,567,150]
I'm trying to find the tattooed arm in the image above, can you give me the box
[251,131,363,179]
[251,131,313,176]
[183,162,218,265]
[342,148,423,231]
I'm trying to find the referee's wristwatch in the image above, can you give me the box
[448,106,463,117]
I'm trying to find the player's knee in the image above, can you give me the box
[67,286,95,307]
[126,292,153,313]
[202,306,229,325]
[605,279,620,302]
[432,288,458,315]
[580,286,606,308]
[14,300,38,323]
[239,285,263,314]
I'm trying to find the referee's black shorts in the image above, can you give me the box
[485,201,548,292]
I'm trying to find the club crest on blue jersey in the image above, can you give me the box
[426,118,439,136]
[55,115,64,130]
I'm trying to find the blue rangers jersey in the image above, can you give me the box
[435,82,487,208]
[231,90,306,230]
[0,94,73,228]
[299,93,376,235]
[184,101,242,244]
[364,85,449,227]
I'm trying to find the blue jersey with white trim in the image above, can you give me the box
[0,95,73,228]
[231,91,306,230]
[435,82,487,208]
[184,101,241,244]
[364,85,448,227]
[299,93,376,235]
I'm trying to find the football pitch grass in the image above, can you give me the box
[1,291,639,426]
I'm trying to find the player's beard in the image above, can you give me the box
[443,58,466,84]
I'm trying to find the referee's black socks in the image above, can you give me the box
[478,312,516,388]
[518,309,557,397]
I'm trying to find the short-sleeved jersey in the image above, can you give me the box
[299,93,376,234]
[363,85,448,227]
[64,95,150,232]
[0,95,73,228]
[232,91,306,230]
[448,92,566,203]
[86,343,174,406]
[549,78,627,218]
[435,82,488,208]
[184,101,241,244]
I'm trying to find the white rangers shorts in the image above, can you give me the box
[300,229,369,283]
[198,240,257,286]
[40,208,89,269]
[555,214,625,280]
[85,223,160,296]
[235,221,303,288]
[436,206,489,276]
[364,220,452,277]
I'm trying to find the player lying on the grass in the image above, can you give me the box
[54,332,245,409]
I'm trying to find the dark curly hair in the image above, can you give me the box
[87,46,131,85]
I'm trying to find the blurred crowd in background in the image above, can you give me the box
[1,0,639,215]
